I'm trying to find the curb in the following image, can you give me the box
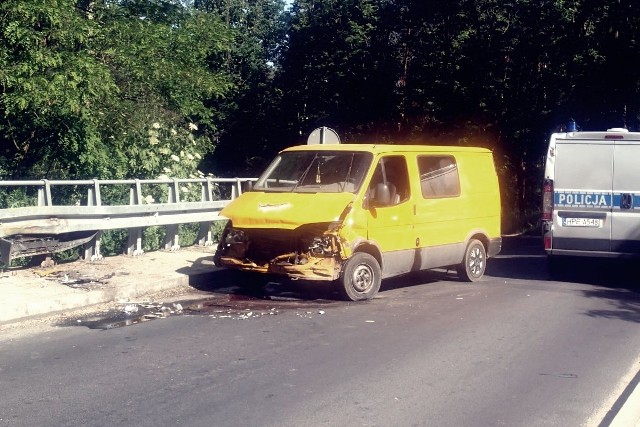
[0,248,218,325]
[1,271,214,325]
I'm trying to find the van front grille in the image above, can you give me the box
[245,229,297,263]
[242,223,332,263]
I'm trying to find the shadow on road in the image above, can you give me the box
[582,287,640,323]
[185,235,640,323]
[489,236,639,288]
[489,235,640,323]
[380,268,457,293]
[195,262,463,302]
[486,235,548,281]
[192,268,341,302]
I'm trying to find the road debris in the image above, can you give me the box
[44,269,114,290]
[209,309,279,320]
[123,304,139,314]
[63,291,337,329]
[120,301,185,316]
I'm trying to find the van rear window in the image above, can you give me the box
[418,155,461,198]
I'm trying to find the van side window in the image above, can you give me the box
[418,155,461,198]
[368,156,410,206]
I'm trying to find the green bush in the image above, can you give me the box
[0,188,36,209]
[100,229,128,256]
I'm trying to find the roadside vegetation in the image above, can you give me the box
[2,0,640,237]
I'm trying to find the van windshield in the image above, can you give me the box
[254,151,373,193]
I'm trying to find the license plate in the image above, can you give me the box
[562,217,602,227]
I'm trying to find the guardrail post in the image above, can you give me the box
[163,179,180,251]
[127,179,144,256]
[197,178,214,246]
[88,179,102,207]
[37,179,53,206]
[203,178,214,201]
[197,222,213,246]
[231,182,238,200]
[235,178,243,198]
[1,239,13,267]
[83,179,103,261]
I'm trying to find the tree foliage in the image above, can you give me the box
[193,0,289,176]
[0,0,233,180]
[281,0,396,139]
[280,0,640,230]
[3,0,640,231]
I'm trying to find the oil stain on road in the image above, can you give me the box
[59,282,342,330]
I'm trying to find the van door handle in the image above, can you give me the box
[621,193,633,210]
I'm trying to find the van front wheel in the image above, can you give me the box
[337,253,381,301]
[457,239,486,282]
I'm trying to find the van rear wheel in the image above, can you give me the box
[457,239,486,282]
[337,253,381,301]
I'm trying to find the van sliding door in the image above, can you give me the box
[553,140,613,252]
[611,140,640,253]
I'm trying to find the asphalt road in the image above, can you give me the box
[1,236,639,427]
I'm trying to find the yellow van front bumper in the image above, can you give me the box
[217,253,341,281]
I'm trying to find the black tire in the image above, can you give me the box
[336,252,381,301]
[457,239,487,282]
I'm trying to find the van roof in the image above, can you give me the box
[283,143,492,155]
[553,130,640,141]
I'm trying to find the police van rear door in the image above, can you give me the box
[611,133,640,253]
[553,136,613,253]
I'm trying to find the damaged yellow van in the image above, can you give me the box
[214,144,501,301]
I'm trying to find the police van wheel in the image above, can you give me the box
[457,239,486,282]
[337,253,381,301]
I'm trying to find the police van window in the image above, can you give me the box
[418,155,461,198]
[368,155,410,206]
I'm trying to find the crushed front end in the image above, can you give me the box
[214,222,347,281]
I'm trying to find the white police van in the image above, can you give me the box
[542,126,640,259]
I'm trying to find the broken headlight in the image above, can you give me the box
[224,227,247,245]
[308,235,336,256]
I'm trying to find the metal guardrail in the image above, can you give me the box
[0,178,256,265]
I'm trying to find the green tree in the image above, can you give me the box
[0,0,117,179]
[281,0,397,141]
[0,0,234,181]
[5,0,640,233]
[194,0,289,176]
[94,0,234,178]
